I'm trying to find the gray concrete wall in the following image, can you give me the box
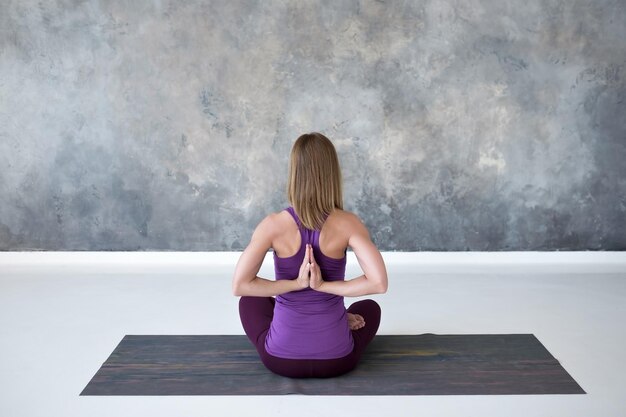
[1,0,624,251]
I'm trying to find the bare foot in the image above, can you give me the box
[347,313,365,330]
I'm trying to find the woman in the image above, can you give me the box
[232,132,388,378]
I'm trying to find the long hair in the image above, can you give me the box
[287,132,343,230]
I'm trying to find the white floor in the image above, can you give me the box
[1,252,625,417]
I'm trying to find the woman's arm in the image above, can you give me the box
[232,215,309,297]
[310,215,388,297]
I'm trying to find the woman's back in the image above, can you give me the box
[264,206,355,359]
[234,132,387,377]
[271,207,354,260]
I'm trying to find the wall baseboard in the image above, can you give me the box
[0,251,624,274]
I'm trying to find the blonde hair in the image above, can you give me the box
[287,132,343,230]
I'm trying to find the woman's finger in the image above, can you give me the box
[310,262,320,288]
[296,261,310,288]
[301,244,310,267]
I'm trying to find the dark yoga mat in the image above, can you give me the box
[81,334,585,395]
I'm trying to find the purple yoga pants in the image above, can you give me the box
[238,296,381,378]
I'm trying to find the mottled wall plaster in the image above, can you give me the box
[1,0,624,251]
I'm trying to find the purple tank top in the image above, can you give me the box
[264,207,355,359]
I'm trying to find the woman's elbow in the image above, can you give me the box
[364,272,388,294]
[232,279,245,297]
[232,284,241,297]
[368,278,387,294]
[376,274,388,294]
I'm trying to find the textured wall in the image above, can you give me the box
[1,0,625,251]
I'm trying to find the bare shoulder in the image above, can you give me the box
[254,210,291,239]
[334,210,378,256]
[328,209,369,236]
